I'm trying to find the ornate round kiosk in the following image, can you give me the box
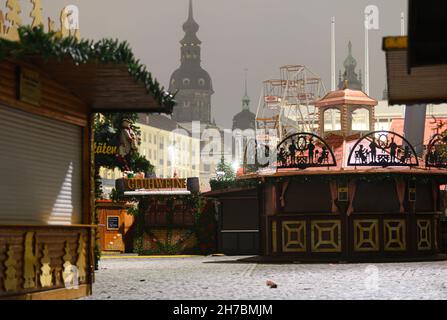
[239,88,447,261]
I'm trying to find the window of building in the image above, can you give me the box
[183,78,190,86]
[198,78,205,86]
[351,108,370,131]
[324,108,341,132]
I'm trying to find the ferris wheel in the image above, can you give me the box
[255,65,327,144]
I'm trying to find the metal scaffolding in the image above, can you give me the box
[255,65,326,145]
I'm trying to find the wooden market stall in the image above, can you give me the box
[96,200,134,253]
[202,187,260,255]
[114,177,209,255]
[0,19,174,298]
[225,87,447,262]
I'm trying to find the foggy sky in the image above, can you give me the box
[30,0,407,127]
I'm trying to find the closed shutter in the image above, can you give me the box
[0,105,83,225]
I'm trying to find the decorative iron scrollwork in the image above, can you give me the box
[425,134,447,168]
[347,131,418,167]
[276,133,337,169]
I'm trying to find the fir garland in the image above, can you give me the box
[0,26,176,112]
[259,172,447,185]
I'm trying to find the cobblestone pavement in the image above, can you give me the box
[82,256,447,300]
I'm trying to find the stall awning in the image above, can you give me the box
[28,58,172,113]
[0,27,176,114]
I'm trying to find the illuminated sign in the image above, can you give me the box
[116,178,188,192]
[94,143,118,155]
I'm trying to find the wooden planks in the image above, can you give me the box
[0,60,88,127]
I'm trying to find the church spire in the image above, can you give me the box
[338,41,362,91]
[169,0,214,125]
[181,0,201,45]
[242,69,250,111]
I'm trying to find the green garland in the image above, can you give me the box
[0,26,176,112]
[266,172,447,185]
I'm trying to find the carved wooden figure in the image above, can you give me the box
[53,267,62,287]
[30,0,43,28]
[4,245,18,292]
[40,245,52,287]
[5,0,22,41]
[60,5,80,40]
[23,232,38,289]
[76,234,87,282]
[62,242,76,288]
[47,17,55,33]
[0,10,5,35]
[59,8,70,38]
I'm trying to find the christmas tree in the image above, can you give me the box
[76,235,86,282]
[0,10,5,35]
[30,0,43,28]
[5,0,22,41]
[216,154,235,181]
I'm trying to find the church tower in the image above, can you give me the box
[338,41,363,91]
[169,0,214,124]
[232,70,256,131]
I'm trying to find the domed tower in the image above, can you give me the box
[338,41,363,91]
[232,71,256,131]
[169,0,214,124]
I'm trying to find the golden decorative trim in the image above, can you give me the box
[281,221,306,253]
[354,219,379,252]
[434,220,438,249]
[4,245,18,292]
[53,267,62,287]
[417,220,432,251]
[384,219,406,251]
[3,0,22,42]
[76,234,87,282]
[23,232,38,289]
[39,245,52,287]
[62,242,75,287]
[271,221,277,253]
[0,1,80,42]
[383,36,408,50]
[311,220,341,253]
[30,0,43,28]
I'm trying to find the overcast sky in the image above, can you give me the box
[31,0,407,127]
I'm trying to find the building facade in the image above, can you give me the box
[100,114,201,196]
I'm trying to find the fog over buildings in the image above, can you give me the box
[35,0,407,127]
